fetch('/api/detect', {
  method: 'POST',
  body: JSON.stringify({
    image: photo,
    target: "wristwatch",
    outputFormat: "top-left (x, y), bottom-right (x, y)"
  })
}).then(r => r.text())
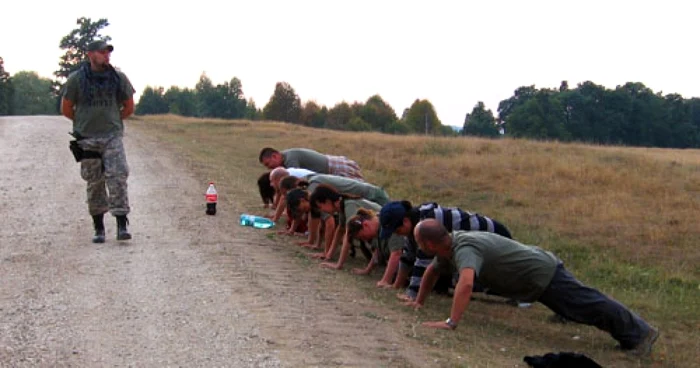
top-left (445, 318), bottom-right (457, 330)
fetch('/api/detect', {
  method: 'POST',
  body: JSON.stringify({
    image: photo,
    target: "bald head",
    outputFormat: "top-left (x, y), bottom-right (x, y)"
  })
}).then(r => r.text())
top-left (269, 167), bottom-right (290, 190)
top-left (414, 219), bottom-right (451, 254)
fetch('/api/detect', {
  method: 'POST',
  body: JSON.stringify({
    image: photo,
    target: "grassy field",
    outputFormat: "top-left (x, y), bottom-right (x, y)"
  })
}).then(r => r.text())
top-left (131, 114), bottom-right (699, 367)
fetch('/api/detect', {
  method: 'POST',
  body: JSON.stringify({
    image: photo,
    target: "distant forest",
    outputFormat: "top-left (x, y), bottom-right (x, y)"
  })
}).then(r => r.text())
top-left (2, 16), bottom-right (700, 149)
top-left (132, 77), bottom-right (700, 149)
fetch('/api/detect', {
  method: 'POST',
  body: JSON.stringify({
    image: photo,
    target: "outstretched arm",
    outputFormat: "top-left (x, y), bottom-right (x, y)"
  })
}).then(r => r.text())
top-left (375, 250), bottom-right (401, 287)
top-left (422, 268), bottom-right (475, 330)
top-left (405, 263), bottom-right (439, 308)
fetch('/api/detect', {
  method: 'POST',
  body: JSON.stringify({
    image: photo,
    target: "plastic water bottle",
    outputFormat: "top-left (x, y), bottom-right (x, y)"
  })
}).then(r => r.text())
top-left (205, 182), bottom-right (217, 215)
top-left (239, 214), bottom-right (274, 229)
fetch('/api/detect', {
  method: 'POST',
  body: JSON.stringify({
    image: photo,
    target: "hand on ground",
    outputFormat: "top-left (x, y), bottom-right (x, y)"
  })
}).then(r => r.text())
top-left (321, 262), bottom-right (342, 270)
top-left (396, 293), bottom-right (413, 302)
top-left (376, 281), bottom-right (392, 288)
top-left (309, 252), bottom-right (327, 259)
top-left (403, 300), bottom-right (423, 310)
top-left (422, 321), bottom-right (453, 330)
top-left (351, 268), bottom-right (370, 275)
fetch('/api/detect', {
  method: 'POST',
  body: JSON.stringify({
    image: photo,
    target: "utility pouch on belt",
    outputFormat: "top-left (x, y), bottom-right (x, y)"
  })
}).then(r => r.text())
top-left (69, 137), bottom-right (101, 162)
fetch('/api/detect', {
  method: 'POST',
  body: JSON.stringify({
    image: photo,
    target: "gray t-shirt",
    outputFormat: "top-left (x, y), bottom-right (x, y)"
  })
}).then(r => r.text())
top-left (433, 231), bottom-right (559, 302)
top-left (307, 174), bottom-right (389, 205)
top-left (64, 67), bottom-right (135, 138)
top-left (341, 198), bottom-right (381, 225)
top-left (283, 148), bottom-right (329, 174)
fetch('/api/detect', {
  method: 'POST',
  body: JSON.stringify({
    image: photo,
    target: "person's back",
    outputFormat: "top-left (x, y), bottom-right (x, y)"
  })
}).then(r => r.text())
top-left (445, 231), bottom-right (559, 302)
top-left (308, 174), bottom-right (389, 205)
top-left (283, 148), bottom-right (329, 174)
top-left (417, 202), bottom-right (509, 237)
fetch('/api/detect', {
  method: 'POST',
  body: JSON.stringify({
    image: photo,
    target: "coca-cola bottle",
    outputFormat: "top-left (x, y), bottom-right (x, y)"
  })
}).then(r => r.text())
top-left (205, 182), bottom-right (217, 215)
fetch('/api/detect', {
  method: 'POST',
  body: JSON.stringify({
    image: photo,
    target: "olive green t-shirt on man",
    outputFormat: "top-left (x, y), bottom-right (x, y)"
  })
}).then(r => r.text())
top-left (307, 174), bottom-right (390, 205)
top-left (283, 148), bottom-right (329, 174)
top-left (432, 231), bottom-right (559, 302)
top-left (63, 68), bottom-right (135, 138)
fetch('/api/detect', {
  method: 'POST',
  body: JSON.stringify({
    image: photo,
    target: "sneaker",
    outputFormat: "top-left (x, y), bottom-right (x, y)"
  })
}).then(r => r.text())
top-left (626, 326), bottom-right (659, 357)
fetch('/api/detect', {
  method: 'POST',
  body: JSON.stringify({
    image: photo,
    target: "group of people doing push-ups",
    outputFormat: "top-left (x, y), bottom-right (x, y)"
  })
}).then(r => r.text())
top-left (256, 147), bottom-right (659, 357)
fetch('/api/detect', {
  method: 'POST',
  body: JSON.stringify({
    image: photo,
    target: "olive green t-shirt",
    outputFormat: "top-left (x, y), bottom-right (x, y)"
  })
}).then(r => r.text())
top-left (63, 67), bottom-right (135, 138)
top-left (341, 198), bottom-right (382, 225)
top-left (307, 174), bottom-right (389, 205)
top-left (283, 148), bottom-right (329, 174)
top-left (433, 231), bottom-right (559, 302)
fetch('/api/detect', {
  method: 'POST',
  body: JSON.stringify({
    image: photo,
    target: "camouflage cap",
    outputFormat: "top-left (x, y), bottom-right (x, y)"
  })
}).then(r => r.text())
top-left (86, 40), bottom-right (114, 52)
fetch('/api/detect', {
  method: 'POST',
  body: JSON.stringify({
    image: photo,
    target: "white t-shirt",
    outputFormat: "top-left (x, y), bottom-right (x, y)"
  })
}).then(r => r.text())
top-left (287, 168), bottom-right (315, 178)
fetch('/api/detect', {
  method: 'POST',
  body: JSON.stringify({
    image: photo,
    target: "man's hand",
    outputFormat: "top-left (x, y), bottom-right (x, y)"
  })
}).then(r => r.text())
top-left (351, 268), bottom-right (370, 275)
top-left (320, 262), bottom-right (342, 270)
top-left (375, 280), bottom-right (392, 288)
top-left (396, 293), bottom-right (413, 302)
top-left (422, 321), bottom-right (454, 330)
top-left (309, 252), bottom-right (327, 259)
top-left (298, 241), bottom-right (319, 248)
top-left (403, 300), bottom-right (423, 310)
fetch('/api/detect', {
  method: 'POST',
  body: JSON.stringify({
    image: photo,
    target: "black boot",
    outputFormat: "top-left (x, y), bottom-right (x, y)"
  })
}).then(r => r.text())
top-left (92, 214), bottom-right (105, 243)
top-left (116, 215), bottom-right (132, 241)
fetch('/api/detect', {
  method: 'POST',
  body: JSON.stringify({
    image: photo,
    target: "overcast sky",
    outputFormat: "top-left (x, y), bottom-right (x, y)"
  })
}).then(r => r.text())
top-left (2, 0), bottom-right (698, 127)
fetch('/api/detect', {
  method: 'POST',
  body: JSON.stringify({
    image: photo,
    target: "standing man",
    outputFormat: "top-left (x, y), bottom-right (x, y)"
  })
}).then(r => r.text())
top-left (61, 40), bottom-right (135, 243)
top-left (259, 147), bottom-right (364, 181)
top-left (410, 219), bottom-right (659, 356)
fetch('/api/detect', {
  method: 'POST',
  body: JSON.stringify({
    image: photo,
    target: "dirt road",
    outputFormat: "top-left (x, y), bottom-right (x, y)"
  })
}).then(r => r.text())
top-left (0, 117), bottom-right (437, 367)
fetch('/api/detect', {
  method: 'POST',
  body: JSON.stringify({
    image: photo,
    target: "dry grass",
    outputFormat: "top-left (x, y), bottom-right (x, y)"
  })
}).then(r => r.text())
top-left (130, 114), bottom-right (700, 367)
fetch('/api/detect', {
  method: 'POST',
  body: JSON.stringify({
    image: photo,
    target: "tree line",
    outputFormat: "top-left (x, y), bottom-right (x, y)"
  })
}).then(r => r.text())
top-left (2, 17), bottom-right (700, 148)
top-left (136, 77), bottom-right (452, 136)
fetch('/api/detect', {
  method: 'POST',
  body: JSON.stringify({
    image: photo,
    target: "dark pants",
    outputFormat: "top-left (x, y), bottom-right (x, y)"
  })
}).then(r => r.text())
top-left (538, 264), bottom-right (650, 348)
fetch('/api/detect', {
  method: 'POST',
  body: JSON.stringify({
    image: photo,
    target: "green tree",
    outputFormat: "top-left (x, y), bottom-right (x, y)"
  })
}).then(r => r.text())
top-left (262, 82), bottom-right (301, 123)
top-left (462, 101), bottom-right (500, 137)
top-left (506, 89), bottom-right (570, 140)
top-left (0, 57), bottom-right (13, 115)
top-left (347, 116), bottom-right (371, 131)
top-left (244, 98), bottom-right (262, 120)
top-left (164, 86), bottom-right (197, 116)
top-left (135, 86), bottom-right (168, 115)
top-left (10, 71), bottom-right (56, 115)
top-left (215, 77), bottom-right (247, 119)
top-left (300, 100), bottom-right (327, 127)
top-left (403, 99), bottom-right (442, 135)
top-left (195, 72), bottom-right (218, 118)
top-left (498, 85), bottom-right (536, 126)
top-left (55, 17), bottom-right (111, 91)
top-left (326, 102), bottom-right (354, 130)
top-left (359, 94), bottom-right (397, 132)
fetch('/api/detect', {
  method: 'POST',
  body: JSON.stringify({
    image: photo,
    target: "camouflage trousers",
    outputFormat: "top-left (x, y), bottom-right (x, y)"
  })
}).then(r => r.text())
top-left (78, 135), bottom-right (130, 216)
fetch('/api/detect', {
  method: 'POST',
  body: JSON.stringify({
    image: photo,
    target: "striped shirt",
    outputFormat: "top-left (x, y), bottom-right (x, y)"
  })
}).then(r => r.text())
top-left (417, 202), bottom-right (496, 233)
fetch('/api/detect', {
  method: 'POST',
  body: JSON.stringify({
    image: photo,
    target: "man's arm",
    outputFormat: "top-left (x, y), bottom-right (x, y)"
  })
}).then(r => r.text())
top-left (271, 198), bottom-right (286, 222)
top-left (320, 224), bottom-right (346, 268)
top-left (422, 268), bottom-right (475, 330)
top-left (120, 98), bottom-right (134, 120)
top-left (408, 263), bottom-right (439, 308)
top-left (61, 98), bottom-right (75, 120)
top-left (375, 250), bottom-right (401, 287)
top-left (352, 248), bottom-right (378, 275)
top-left (299, 216), bottom-right (320, 247)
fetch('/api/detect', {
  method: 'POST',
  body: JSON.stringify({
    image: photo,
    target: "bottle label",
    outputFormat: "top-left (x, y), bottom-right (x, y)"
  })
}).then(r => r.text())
top-left (206, 194), bottom-right (218, 203)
